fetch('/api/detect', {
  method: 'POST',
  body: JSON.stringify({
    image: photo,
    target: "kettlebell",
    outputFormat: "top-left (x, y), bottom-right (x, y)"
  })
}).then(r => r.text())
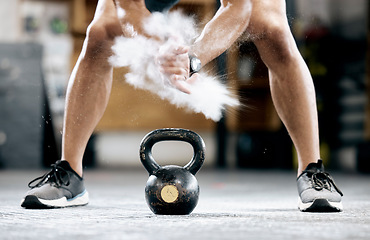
top-left (140, 128), bottom-right (205, 215)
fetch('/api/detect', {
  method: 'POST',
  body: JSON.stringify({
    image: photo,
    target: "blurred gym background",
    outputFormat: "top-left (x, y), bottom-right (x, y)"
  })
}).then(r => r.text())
top-left (0, 0), bottom-right (369, 173)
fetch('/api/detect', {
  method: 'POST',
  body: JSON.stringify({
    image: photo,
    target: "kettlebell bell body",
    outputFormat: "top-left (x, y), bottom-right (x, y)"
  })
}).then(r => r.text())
top-left (140, 128), bottom-right (205, 215)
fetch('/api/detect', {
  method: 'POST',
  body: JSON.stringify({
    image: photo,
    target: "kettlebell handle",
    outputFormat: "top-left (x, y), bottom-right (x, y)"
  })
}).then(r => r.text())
top-left (140, 128), bottom-right (205, 175)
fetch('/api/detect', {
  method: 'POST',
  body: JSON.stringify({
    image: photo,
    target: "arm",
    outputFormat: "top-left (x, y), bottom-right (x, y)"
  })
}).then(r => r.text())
top-left (159, 0), bottom-right (252, 92)
top-left (191, 0), bottom-right (252, 66)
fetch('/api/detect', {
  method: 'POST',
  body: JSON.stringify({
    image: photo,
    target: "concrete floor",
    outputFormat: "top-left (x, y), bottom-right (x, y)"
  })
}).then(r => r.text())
top-left (0, 168), bottom-right (370, 240)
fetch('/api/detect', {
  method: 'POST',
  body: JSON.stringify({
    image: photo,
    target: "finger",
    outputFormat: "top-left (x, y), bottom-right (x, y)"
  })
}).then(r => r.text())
top-left (170, 75), bottom-right (191, 94)
top-left (160, 66), bottom-right (188, 76)
top-left (158, 51), bottom-right (188, 64)
top-left (186, 73), bottom-right (200, 85)
top-left (176, 52), bottom-right (190, 63)
top-left (157, 55), bottom-right (177, 64)
top-left (173, 45), bottom-right (189, 55)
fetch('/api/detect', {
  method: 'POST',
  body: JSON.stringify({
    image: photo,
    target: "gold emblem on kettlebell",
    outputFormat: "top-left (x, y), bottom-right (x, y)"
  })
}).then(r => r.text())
top-left (161, 185), bottom-right (179, 203)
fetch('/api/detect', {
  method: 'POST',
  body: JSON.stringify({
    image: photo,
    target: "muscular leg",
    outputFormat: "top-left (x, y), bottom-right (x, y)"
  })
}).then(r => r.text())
top-left (62, 0), bottom-right (122, 176)
top-left (62, 0), bottom-right (150, 176)
top-left (21, 0), bottom-right (171, 209)
top-left (247, 0), bottom-right (320, 175)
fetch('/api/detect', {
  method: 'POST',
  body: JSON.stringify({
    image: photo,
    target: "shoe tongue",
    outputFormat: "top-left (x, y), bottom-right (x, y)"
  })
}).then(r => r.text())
top-left (56, 160), bottom-right (83, 179)
top-left (304, 159), bottom-right (325, 172)
top-left (56, 160), bottom-right (74, 172)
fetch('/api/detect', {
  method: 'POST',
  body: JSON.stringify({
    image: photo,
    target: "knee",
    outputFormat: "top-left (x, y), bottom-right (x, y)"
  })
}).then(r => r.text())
top-left (84, 19), bottom-right (122, 55)
top-left (256, 22), bottom-right (296, 64)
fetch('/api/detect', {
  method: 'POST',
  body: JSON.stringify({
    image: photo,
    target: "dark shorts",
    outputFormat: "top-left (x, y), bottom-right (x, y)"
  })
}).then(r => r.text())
top-left (145, 0), bottom-right (180, 12)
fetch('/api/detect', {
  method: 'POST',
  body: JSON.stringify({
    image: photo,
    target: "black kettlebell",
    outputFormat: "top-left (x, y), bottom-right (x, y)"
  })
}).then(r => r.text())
top-left (140, 128), bottom-right (205, 215)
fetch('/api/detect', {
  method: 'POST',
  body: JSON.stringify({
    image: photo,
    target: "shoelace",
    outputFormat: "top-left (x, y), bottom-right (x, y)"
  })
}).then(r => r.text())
top-left (28, 162), bottom-right (71, 189)
top-left (309, 171), bottom-right (343, 196)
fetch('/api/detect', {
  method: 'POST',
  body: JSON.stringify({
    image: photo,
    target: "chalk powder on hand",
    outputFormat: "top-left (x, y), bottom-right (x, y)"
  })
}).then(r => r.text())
top-left (109, 11), bottom-right (239, 122)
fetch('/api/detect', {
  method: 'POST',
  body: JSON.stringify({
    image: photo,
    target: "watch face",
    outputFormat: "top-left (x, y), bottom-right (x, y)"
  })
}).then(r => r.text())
top-left (190, 57), bottom-right (201, 72)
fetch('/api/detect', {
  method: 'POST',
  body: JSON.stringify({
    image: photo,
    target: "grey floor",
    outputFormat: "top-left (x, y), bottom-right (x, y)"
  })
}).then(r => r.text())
top-left (1, 168), bottom-right (370, 240)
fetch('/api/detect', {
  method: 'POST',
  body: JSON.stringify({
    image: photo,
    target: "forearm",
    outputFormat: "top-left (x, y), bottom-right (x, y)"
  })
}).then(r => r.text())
top-left (190, 0), bottom-right (252, 66)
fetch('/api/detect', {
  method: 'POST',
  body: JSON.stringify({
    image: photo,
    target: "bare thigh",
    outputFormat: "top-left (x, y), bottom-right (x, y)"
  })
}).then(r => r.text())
top-left (113, 0), bottom-right (151, 36)
top-left (89, 0), bottom-right (122, 38)
top-left (246, 0), bottom-right (289, 39)
top-left (244, 0), bottom-right (298, 69)
top-left (92, 0), bottom-right (120, 24)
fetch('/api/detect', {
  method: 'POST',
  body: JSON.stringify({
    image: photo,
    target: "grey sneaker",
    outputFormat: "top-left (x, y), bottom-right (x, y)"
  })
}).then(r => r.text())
top-left (21, 160), bottom-right (89, 209)
top-left (297, 160), bottom-right (343, 212)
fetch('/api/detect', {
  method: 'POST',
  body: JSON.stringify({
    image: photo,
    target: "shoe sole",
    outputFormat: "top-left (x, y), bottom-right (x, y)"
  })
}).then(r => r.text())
top-left (298, 198), bottom-right (343, 212)
top-left (21, 190), bottom-right (89, 209)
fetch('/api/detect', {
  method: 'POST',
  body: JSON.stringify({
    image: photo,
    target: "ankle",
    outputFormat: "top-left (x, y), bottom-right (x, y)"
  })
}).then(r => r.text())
top-left (297, 160), bottom-right (318, 177)
top-left (73, 165), bottom-right (83, 178)
top-left (62, 160), bottom-right (83, 177)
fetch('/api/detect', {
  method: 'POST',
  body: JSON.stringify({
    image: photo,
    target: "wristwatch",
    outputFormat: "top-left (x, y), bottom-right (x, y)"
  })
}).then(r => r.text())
top-left (189, 55), bottom-right (202, 74)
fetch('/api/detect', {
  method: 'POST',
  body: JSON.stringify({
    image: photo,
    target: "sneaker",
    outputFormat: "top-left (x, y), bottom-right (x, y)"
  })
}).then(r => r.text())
top-left (297, 159), bottom-right (343, 212)
top-left (21, 160), bottom-right (89, 209)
